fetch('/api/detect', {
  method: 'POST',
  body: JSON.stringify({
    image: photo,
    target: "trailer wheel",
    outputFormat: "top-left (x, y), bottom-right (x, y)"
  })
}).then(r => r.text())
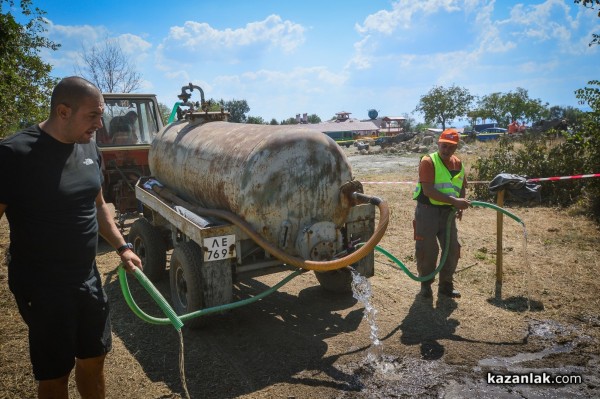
top-left (314, 257), bottom-right (371, 294)
top-left (170, 242), bottom-right (204, 328)
top-left (129, 218), bottom-right (167, 282)
top-left (169, 242), bottom-right (233, 329)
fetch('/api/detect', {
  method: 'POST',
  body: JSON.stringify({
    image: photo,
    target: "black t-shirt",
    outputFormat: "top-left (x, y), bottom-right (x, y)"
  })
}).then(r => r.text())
top-left (0, 125), bottom-right (103, 286)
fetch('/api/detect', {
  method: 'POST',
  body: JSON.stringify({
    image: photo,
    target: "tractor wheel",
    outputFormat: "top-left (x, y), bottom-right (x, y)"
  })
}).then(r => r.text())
top-left (128, 218), bottom-right (167, 282)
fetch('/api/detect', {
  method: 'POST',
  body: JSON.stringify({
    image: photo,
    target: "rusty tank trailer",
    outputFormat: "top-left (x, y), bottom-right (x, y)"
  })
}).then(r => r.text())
top-left (130, 84), bottom-right (388, 328)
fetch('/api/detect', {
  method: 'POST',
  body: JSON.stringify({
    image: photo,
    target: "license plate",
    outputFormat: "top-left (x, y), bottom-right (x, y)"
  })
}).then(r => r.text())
top-left (203, 235), bottom-right (236, 262)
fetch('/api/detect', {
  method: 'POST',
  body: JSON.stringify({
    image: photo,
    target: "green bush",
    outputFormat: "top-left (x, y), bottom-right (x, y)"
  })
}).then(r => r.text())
top-left (472, 80), bottom-right (600, 223)
top-left (470, 127), bottom-right (599, 222)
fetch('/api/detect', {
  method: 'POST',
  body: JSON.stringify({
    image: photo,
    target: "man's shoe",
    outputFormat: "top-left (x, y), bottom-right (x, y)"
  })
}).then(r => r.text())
top-left (439, 283), bottom-right (461, 298)
top-left (420, 284), bottom-right (433, 298)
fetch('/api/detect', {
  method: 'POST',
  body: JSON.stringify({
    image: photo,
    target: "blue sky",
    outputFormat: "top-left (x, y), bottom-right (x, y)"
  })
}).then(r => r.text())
top-left (14, 0), bottom-right (600, 125)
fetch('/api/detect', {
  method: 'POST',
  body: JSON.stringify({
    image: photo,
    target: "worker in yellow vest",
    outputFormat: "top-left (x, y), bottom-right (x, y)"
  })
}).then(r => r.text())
top-left (413, 128), bottom-right (471, 299)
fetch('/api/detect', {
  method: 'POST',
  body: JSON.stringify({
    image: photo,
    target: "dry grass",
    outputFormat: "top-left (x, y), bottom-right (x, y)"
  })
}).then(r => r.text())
top-left (356, 160), bottom-right (600, 320)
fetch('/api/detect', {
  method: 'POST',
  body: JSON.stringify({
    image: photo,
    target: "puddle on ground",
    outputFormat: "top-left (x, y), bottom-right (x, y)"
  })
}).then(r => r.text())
top-left (336, 355), bottom-right (454, 398)
top-left (477, 319), bottom-right (590, 368)
top-left (477, 319), bottom-right (582, 369)
top-left (477, 340), bottom-right (575, 368)
top-left (446, 319), bottom-right (595, 398)
top-left (335, 319), bottom-right (598, 398)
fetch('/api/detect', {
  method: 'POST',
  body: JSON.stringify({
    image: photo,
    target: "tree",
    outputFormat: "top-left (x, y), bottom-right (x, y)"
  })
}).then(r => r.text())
top-left (306, 114), bottom-right (321, 124)
top-left (467, 106), bottom-right (493, 127)
top-left (575, 80), bottom-right (600, 123)
top-left (269, 118), bottom-right (279, 125)
top-left (477, 88), bottom-right (547, 126)
top-left (75, 40), bottom-right (141, 93)
top-left (548, 105), bottom-right (586, 128)
top-left (414, 85), bottom-right (474, 130)
top-left (503, 88), bottom-right (547, 124)
top-left (205, 98), bottom-right (224, 112)
top-left (0, 0), bottom-right (59, 137)
top-left (223, 99), bottom-right (249, 123)
top-left (401, 113), bottom-right (417, 132)
top-left (414, 122), bottom-right (435, 132)
top-left (158, 102), bottom-right (172, 125)
top-left (475, 92), bottom-right (504, 124)
top-left (247, 116), bottom-right (266, 124)
top-left (280, 117), bottom-right (298, 125)
top-left (202, 98), bottom-right (249, 122)
top-left (574, 80), bottom-right (600, 221)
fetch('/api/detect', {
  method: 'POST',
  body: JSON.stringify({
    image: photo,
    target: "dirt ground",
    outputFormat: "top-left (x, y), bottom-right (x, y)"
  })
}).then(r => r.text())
top-left (1, 143), bottom-right (600, 398)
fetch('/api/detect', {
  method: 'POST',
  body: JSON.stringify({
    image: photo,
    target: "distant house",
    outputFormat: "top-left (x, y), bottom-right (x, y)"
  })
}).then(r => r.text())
top-left (380, 116), bottom-right (406, 135)
top-left (360, 115), bottom-right (406, 136)
top-left (307, 111), bottom-right (379, 139)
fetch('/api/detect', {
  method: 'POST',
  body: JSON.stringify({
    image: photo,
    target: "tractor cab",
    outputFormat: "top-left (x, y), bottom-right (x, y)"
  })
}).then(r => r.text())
top-left (96, 93), bottom-right (164, 226)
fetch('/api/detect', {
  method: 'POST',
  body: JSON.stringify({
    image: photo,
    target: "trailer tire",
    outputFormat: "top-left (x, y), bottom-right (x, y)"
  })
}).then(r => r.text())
top-left (129, 218), bottom-right (167, 282)
top-left (314, 256), bottom-right (373, 293)
top-left (169, 241), bottom-right (233, 329)
top-left (170, 242), bottom-right (205, 329)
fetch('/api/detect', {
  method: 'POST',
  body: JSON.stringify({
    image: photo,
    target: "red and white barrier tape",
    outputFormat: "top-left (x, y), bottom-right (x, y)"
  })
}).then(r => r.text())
top-left (361, 181), bottom-right (415, 184)
top-left (526, 173), bottom-right (600, 182)
top-left (362, 172), bottom-right (600, 185)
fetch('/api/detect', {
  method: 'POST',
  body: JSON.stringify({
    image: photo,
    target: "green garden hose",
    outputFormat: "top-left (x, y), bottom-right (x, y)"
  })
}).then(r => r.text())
top-left (118, 201), bottom-right (523, 327)
top-left (118, 265), bottom-right (184, 329)
top-left (471, 200), bottom-right (524, 225)
top-left (361, 200), bottom-right (524, 282)
top-left (118, 264), bottom-right (304, 329)
top-left (167, 101), bottom-right (183, 124)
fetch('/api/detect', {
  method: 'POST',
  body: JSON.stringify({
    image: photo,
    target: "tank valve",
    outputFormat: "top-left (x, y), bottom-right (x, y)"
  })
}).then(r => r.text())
top-left (340, 180), bottom-right (364, 207)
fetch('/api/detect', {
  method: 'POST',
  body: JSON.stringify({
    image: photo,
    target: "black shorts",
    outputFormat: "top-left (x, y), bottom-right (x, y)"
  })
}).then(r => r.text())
top-left (12, 271), bottom-right (112, 380)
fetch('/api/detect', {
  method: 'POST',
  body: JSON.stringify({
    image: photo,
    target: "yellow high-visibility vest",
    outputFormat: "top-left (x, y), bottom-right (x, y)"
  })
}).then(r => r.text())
top-left (413, 152), bottom-right (464, 205)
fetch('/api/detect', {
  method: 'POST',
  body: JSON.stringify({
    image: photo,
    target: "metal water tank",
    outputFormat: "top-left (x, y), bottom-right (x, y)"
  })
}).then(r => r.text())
top-left (149, 120), bottom-right (353, 257)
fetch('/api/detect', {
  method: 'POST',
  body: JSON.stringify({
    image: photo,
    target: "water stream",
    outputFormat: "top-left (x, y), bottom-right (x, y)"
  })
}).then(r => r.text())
top-left (350, 269), bottom-right (398, 373)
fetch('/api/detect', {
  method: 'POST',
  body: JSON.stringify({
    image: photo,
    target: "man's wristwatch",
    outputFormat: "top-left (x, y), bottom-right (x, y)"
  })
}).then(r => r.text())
top-left (117, 242), bottom-right (134, 255)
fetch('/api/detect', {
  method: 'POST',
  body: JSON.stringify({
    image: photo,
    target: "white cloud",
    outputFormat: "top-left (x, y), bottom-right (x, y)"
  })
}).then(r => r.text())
top-left (518, 59), bottom-right (560, 73)
top-left (160, 15), bottom-right (304, 61)
top-left (41, 19), bottom-right (152, 74)
top-left (216, 66), bottom-right (347, 92)
top-left (467, 1), bottom-right (517, 55)
top-left (165, 70), bottom-right (190, 82)
top-left (351, 0), bottom-right (491, 71)
top-left (355, 0), bottom-right (462, 35)
top-left (346, 36), bottom-right (374, 70)
top-left (44, 18), bottom-right (108, 45)
top-left (502, 0), bottom-right (597, 54)
top-left (117, 33), bottom-right (152, 55)
top-left (349, 0), bottom-right (597, 77)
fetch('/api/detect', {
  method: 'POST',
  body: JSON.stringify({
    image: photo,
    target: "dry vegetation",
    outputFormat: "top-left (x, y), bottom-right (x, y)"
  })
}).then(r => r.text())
top-left (1, 142), bottom-right (599, 398)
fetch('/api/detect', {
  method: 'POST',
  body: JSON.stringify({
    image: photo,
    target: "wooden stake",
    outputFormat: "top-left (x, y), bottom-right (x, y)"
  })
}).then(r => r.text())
top-left (495, 189), bottom-right (505, 299)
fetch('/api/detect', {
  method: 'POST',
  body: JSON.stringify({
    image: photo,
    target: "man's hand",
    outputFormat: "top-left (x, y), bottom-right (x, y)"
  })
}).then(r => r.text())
top-left (451, 197), bottom-right (471, 211)
top-left (120, 250), bottom-right (143, 273)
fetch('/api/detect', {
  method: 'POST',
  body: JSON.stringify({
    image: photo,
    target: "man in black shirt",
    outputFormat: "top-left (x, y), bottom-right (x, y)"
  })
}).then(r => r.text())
top-left (0, 76), bottom-right (142, 398)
